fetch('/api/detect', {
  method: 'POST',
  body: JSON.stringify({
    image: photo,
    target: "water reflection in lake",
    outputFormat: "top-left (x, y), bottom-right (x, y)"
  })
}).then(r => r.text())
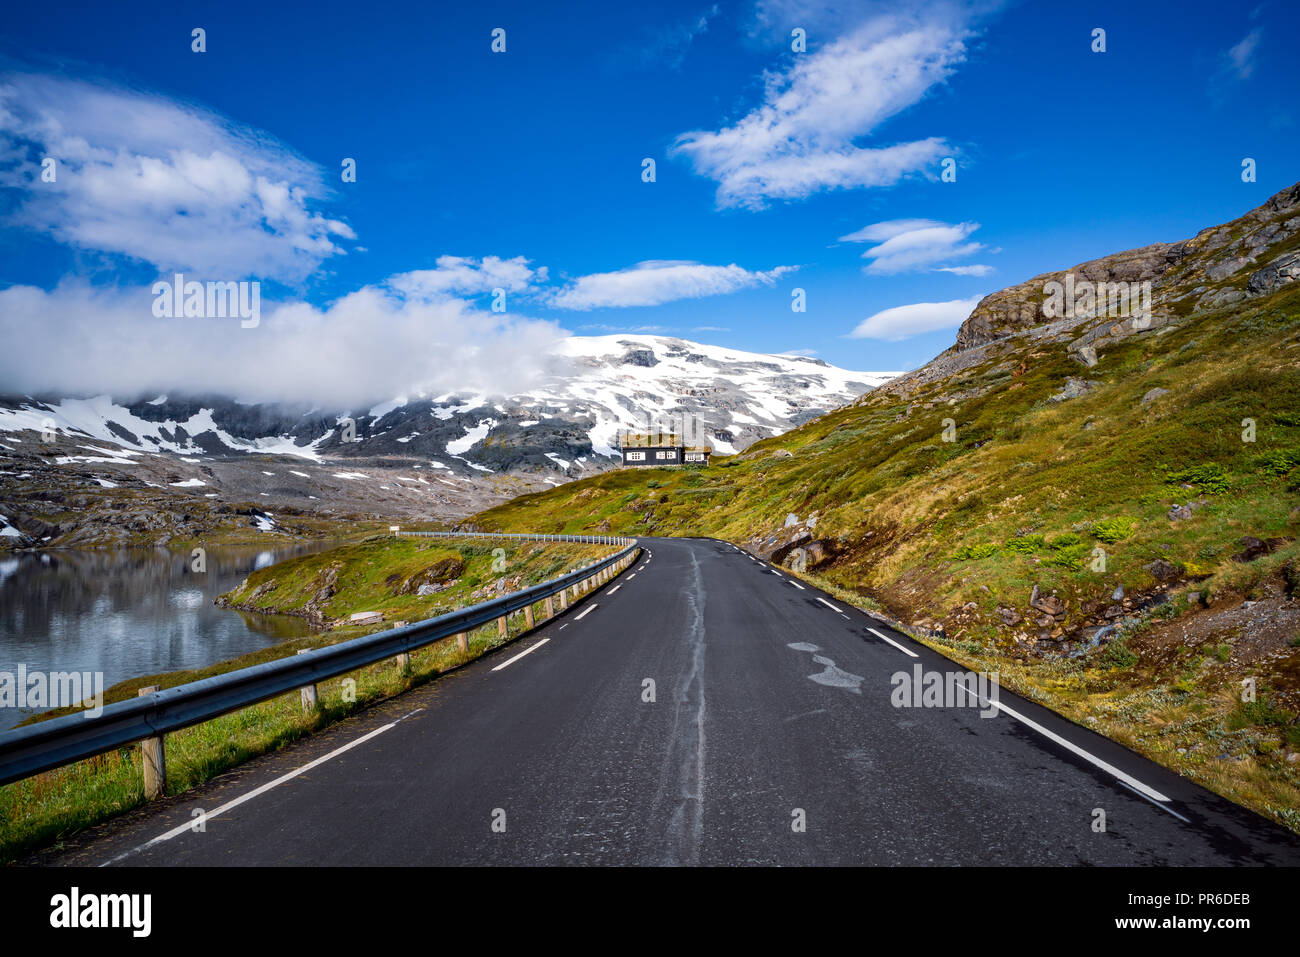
top-left (0, 544), bottom-right (333, 729)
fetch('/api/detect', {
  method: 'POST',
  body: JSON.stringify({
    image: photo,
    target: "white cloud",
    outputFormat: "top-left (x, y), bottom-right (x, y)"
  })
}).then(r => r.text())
top-left (1226, 28), bottom-right (1262, 81)
top-left (0, 279), bottom-right (565, 407)
top-left (670, 8), bottom-right (976, 208)
top-left (848, 295), bottom-right (981, 340)
top-left (0, 73), bottom-right (353, 281)
top-left (639, 5), bottom-right (721, 68)
top-left (748, 0), bottom-right (862, 41)
top-left (549, 260), bottom-right (795, 310)
top-left (386, 256), bottom-right (547, 300)
top-left (842, 218), bottom-right (988, 274)
top-left (838, 218), bottom-right (944, 244)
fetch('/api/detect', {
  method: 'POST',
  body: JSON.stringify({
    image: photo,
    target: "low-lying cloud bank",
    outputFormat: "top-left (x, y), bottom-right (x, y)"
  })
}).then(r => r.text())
top-left (0, 281), bottom-right (568, 408)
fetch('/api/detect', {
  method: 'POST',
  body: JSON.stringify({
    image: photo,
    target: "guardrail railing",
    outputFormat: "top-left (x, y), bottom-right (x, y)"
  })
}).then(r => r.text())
top-left (0, 535), bottom-right (639, 792)
top-left (397, 530), bottom-right (632, 545)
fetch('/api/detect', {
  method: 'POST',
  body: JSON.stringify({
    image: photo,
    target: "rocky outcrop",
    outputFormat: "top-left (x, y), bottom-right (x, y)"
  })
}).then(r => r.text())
top-left (745, 513), bottom-right (837, 569)
top-left (394, 557), bottom-right (466, 596)
top-left (1049, 377), bottom-right (1097, 402)
top-left (953, 242), bottom-right (1174, 351)
top-left (951, 182), bottom-right (1300, 352)
top-left (1247, 250), bottom-right (1300, 296)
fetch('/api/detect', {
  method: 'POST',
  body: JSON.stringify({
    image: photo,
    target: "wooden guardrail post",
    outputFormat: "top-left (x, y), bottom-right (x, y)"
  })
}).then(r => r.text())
top-left (396, 651), bottom-right (411, 673)
top-left (497, 615), bottom-right (508, 639)
top-left (138, 686), bottom-right (165, 800)
top-left (455, 631), bottom-right (468, 653)
top-left (544, 595), bottom-right (555, 619)
top-left (558, 589), bottom-right (568, 610)
top-left (297, 649), bottom-right (319, 713)
top-left (524, 604), bottom-right (534, 629)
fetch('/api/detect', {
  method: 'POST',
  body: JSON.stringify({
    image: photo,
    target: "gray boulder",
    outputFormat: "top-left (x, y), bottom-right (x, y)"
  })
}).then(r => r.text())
top-left (1246, 251), bottom-right (1300, 296)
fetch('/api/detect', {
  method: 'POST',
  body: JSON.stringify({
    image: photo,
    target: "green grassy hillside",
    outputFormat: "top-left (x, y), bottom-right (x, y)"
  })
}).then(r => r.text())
top-left (478, 283), bottom-right (1298, 623)
top-left (216, 535), bottom-right (609, 628)
top-left (473, 261), bottom-right (1300, 831)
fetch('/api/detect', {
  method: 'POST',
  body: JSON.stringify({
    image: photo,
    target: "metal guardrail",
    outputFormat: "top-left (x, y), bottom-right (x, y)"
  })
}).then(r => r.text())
top-left (399, 530), bottom-right (632, 545)
top-left (0, 536), bottom-right (638, 788)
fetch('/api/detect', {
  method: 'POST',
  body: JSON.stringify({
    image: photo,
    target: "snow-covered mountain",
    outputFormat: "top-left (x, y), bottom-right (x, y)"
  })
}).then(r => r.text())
top-left (0, 335), bottom-right (897, 480)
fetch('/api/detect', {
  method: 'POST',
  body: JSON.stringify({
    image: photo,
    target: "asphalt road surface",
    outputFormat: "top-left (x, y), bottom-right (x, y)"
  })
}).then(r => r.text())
top-left (43, 537), bottom-right (1300, 866)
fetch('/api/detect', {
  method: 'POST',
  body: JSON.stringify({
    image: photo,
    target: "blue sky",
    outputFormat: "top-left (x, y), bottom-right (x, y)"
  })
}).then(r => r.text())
top-left (0, 0), bottom-right (1296, 402)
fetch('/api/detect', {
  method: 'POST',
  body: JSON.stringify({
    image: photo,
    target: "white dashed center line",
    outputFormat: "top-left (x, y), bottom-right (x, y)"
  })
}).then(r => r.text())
top-left (492, 638), bottom-right (550, 671)
top-left (574, 604), bottom-right (598, 621)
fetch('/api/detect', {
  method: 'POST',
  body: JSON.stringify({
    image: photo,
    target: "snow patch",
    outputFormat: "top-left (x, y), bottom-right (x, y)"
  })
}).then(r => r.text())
top-left (446, 418), bottom-right (497, 456)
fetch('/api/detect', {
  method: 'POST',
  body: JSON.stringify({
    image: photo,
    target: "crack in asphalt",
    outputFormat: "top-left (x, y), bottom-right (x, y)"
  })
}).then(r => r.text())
top-left (661, 549), bottom-right (707, 865)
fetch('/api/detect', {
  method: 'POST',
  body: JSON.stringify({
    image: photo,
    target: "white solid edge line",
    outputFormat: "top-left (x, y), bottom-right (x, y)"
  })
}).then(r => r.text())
top-left (982, 694), bottom-right (1171, 803)
top-left (863, 617), bottom-right (1175, 803)
top-left (102, 714), bottom-right (415, 866)
top-left (861, 625), bottom-right (1173, 803)
top-left (867, 627), bottom-right (919, 659)
top-left (1119, 781), bottom-right (1190, 822)
top-left (816, 596), bottom-right (842, 613)
top-left (574, 604), bottom-right (598, 621)
top-left (492, 637), bottom-right (551, 672)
